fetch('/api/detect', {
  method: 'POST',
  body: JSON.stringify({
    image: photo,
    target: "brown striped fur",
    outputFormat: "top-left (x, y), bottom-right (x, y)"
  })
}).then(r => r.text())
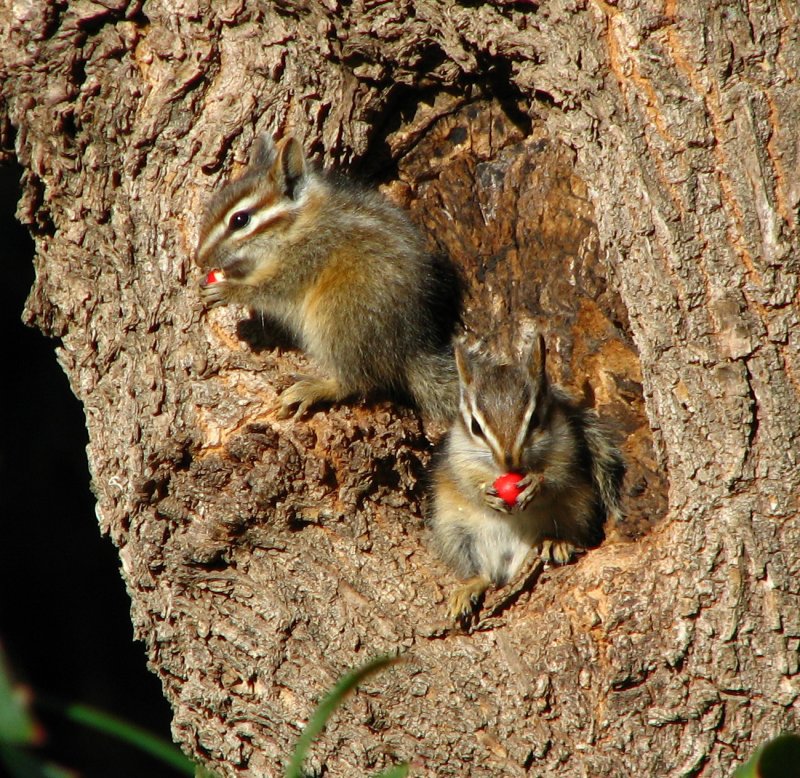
top-left (429, 334), bottom-right (625, 622)
top-left (196, 131), bottom-right (461, 419)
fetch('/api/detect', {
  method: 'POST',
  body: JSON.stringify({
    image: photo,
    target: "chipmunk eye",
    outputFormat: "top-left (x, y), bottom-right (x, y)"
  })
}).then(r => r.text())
top-left (229, 211), bottom-right (250, 230)
top-left (470, 416), bottom-right (485, 439)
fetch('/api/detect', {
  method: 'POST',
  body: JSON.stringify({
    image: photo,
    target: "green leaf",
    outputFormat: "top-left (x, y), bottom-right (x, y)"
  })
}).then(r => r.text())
top-left (734, 733), bottom-right (800, 778)
top-left (0, 646), bottom-right (36, 746)
top-left (58, 702), bottom-right (195, 776)
top-left (285, 654), bottom-right (402, 778)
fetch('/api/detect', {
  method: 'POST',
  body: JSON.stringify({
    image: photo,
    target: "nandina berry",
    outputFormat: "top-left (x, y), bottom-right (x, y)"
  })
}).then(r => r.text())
top-left (493, 472), bottom-right (525, 507)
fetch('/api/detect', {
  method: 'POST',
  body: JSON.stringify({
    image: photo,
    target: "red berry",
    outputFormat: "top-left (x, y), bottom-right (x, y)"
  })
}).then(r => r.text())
top-left (206, 269), bottom-right (225, 284)
top-left (493, 472), bottom-right (524, 507)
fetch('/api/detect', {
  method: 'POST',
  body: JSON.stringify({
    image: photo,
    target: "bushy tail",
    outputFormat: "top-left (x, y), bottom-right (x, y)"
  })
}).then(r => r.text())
top-left (406, 349), bottom-right (459, 421)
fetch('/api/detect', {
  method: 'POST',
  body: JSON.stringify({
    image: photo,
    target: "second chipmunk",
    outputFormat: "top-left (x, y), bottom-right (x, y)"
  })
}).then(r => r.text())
top-left (196, 131), bottom-right (460, 420)
top-left (430, 334), bottom-right (625, 622)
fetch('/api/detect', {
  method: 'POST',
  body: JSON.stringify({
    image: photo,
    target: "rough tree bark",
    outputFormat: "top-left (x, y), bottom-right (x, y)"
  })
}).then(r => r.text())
top-left (2, 0), bottom-right (798, 775)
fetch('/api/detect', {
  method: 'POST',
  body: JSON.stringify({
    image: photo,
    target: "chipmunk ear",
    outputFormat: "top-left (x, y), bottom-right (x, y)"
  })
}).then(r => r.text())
top-left (249, 133), bottom-right (279, 171)
top-left (454, 340), bottom-right (474, 389)
top-left (275, 136), bottom-right (307, 198)
top-left (527, 333), bottom-right (549, 397)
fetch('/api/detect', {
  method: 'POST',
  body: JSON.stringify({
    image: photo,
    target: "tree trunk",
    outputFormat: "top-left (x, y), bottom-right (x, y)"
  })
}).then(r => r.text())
top-left (2, 0), bottom-right (798, 775)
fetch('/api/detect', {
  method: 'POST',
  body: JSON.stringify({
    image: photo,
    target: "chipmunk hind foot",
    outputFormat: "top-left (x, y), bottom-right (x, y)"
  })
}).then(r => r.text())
top-left (538, 539), bottom-right (577, 565)
top-left (448, 575), bottom-right (491, 623)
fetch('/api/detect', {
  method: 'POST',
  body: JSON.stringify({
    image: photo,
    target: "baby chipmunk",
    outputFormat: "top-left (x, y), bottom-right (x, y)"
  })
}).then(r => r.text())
top-left (196, 131), bottom-right (460, 420)
top-left (430, 334), bottom-right (625, 622)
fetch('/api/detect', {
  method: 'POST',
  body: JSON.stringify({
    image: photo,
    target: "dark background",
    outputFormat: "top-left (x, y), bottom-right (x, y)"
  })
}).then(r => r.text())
top-left (0, 161), bottom-right (177, 777)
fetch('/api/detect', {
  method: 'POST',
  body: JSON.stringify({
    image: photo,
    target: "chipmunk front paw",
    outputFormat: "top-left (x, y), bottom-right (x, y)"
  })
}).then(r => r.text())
top-left (200, 278), bottom-right (233, 308)
top-left (276, 376), bottom-right (344, 419)
top-left (514, 472), bottom-right (544, 511)
top-left (482, 483), bottom-right (514, 514)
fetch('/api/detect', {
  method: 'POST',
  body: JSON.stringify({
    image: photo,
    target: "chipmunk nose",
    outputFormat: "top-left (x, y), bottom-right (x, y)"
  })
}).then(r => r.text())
top-left (502, 451), bottom-right (515, 471)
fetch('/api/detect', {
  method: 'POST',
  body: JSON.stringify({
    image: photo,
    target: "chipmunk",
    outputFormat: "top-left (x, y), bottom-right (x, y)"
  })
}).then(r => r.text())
top-left (429, 334), bottom-right (625, 622)
top-left (196, 131), bottom-right (460, 420)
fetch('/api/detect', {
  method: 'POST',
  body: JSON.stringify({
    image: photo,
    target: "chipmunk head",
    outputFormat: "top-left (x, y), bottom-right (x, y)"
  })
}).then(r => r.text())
top-left (455, 334), bottom-right (553, 472)
top-left (195, 132), bottom-right (311, 275)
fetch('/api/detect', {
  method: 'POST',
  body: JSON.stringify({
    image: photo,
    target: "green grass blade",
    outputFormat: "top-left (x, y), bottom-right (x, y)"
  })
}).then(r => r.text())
top-left (285, 654), bottom-right (401, 778)
top-left (0, 743), bottom-right (74, 778)
top-left (59, 703), bottom-right (195, 775)
top-left (0, 647), bottom-right (36, 746)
